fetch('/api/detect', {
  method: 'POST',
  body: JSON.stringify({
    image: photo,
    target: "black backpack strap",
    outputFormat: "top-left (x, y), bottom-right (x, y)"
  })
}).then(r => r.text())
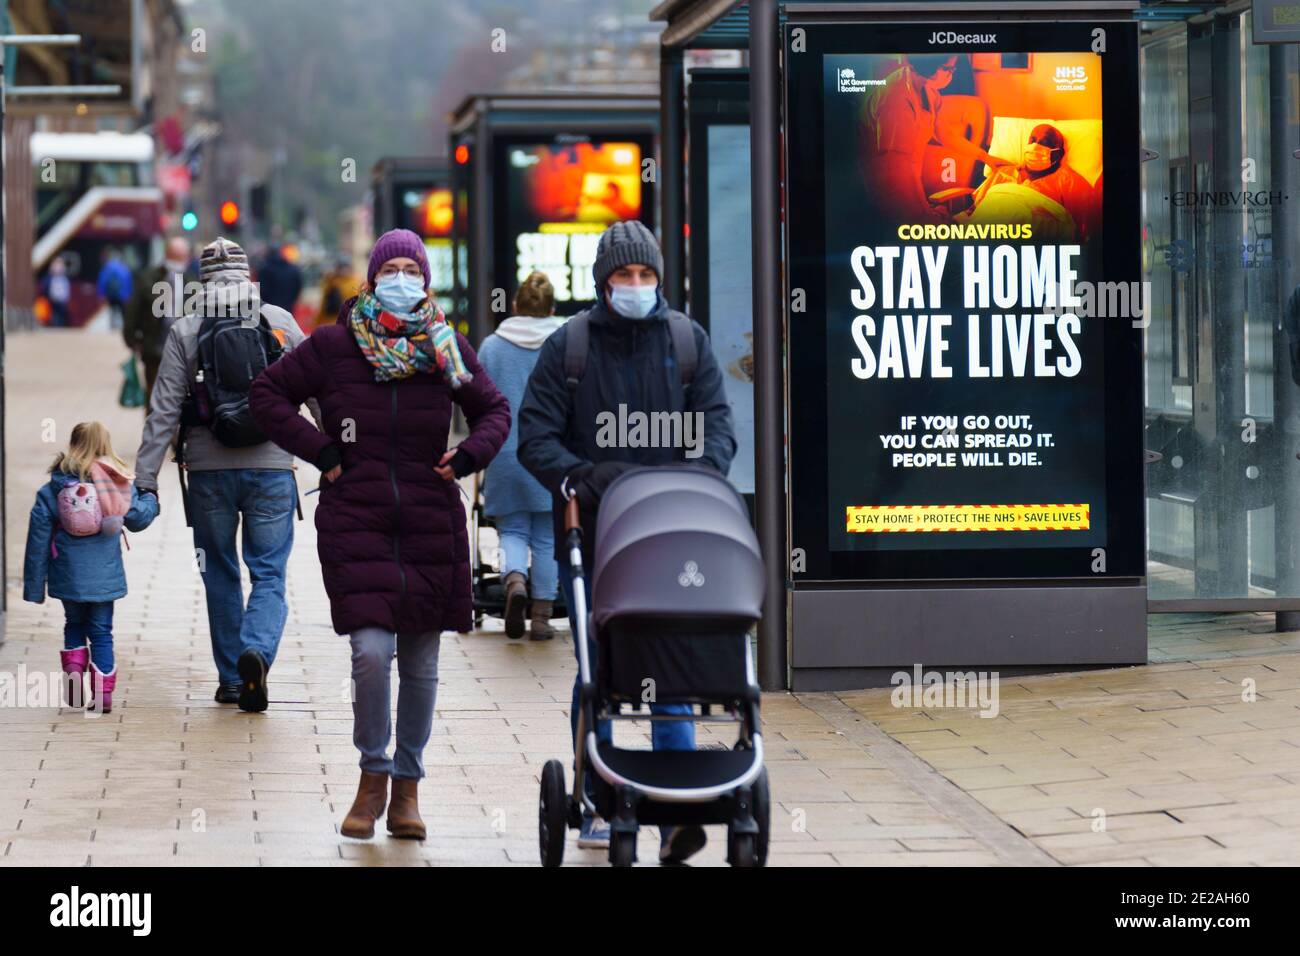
top-left (666, 313), bottom-right (697, 390)
top-left (563, 311), bottom-right (590, 392)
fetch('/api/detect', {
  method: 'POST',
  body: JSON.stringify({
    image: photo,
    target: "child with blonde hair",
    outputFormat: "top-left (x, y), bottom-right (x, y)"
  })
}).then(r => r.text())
top-left (23, 422), bottom-right (158, 713)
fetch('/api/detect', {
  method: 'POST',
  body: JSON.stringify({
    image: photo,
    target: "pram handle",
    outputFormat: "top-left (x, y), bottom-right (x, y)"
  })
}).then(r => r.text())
top-left (565, 495), bottom-right (581, 533)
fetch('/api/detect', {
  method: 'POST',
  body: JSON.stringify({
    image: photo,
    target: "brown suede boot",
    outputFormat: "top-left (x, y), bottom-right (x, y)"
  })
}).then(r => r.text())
top-left (340, 770), bottom-right (389, 839)
top-left (387, 778), bottom-right (426, 839)
top-left (529, 600), bottom-right (555, 641)
top-left (503, 571), bottom-right (528, 639)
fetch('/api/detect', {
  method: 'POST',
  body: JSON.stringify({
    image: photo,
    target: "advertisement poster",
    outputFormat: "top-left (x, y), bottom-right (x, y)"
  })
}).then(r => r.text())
top-left (495, 137), bottom-right (651, 316)
top-left (785, 21), bottom-right (1142, 581)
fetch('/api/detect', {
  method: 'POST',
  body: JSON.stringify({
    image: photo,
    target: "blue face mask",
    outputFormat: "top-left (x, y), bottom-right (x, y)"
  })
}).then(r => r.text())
top-left (608, 282), bottom-right (659, 319)
top-left (374, 272), bottom-right (427, 313)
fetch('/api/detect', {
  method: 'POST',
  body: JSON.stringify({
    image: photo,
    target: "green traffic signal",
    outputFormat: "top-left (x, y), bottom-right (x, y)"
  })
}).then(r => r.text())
top-left (181, 211), bottom-right (199, 231)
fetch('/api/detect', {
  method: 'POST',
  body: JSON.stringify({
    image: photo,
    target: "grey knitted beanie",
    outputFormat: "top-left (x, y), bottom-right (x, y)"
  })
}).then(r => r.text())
top-left (592, 220), bottom-right (663, 292)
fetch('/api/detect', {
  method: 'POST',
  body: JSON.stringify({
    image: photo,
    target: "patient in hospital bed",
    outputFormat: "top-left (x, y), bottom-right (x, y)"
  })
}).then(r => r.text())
top-left (947, 122), bottom-right (1100, 244)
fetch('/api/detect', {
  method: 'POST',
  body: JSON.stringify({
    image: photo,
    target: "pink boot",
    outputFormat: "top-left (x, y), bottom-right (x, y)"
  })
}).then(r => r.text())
top-left (59, 647), bottom-right (89, 708)
top-left (88, 663), bottom-right (117, 714)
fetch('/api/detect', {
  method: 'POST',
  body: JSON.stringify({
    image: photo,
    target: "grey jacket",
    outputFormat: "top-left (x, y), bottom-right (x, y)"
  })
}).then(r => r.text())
top-left (135, 300), bottom-right (320, 492)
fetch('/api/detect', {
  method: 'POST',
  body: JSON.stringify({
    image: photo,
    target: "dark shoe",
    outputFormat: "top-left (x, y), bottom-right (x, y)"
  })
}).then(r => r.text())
top-left (214, 682), bottom-right (241, 704)
top-left (659, 825), bottom-right (707, 865)
top-left (236, 649), bottom-right (269, 713)
top-left (503, 571), bottom-right (528, 639)
top-left (529, 599), bottom-right (555, 641)
top-left (340, 770), bottom-right (389, 839)
top-left (387, 778), bottom-right (426, 839)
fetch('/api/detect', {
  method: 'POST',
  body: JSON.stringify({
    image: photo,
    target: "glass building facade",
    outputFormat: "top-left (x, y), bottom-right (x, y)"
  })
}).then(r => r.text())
top-left (1141, 7), bottom-right (1300, 610)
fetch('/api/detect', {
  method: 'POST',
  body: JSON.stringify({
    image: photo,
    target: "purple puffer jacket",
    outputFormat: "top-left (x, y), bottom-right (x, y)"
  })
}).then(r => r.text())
top-left (248, 302), bottom-right (510, 636)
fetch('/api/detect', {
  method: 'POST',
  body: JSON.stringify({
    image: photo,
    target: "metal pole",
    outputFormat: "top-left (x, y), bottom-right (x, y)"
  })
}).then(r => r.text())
top-left (1271, 42), bottom-right (1300, 631)
top-left (471, 109), bottom-right (491, 346)
top-left (750, 0), bottom-right (787, 689)
top-left (1, 37), bottom-right (7, 621)
top-left (659, 45), bottom-right (686, 308)
top-left (0, 34), bottom-right (81, 45)
top-left (5, 85), bottom-right (121, 97)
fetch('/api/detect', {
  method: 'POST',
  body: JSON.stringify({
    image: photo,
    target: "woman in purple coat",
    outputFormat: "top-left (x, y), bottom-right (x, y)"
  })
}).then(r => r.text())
top-left (249, 229), bottom-right (510, 841)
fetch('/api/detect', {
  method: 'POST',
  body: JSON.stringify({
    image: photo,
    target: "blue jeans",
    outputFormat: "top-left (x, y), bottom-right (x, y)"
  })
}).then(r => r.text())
top-left (561, 562), bottom-right (694, 825)
top-left (349, 628), bottom-right (441, 780)
top-left (63, 600), bottom-right (114, 673)
top-left (188, 469), bottom-right (296, 685)
top-left (495, 510), bottom-right (557, 600)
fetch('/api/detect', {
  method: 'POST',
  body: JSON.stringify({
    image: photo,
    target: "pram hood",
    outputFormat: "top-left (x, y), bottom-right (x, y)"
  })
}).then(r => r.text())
top-left (591, 466), bottom-right (764, 628)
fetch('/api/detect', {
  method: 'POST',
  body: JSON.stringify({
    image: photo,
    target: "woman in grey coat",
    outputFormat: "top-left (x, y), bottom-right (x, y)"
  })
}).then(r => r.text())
top-left (476, 271), bottom-right (565, 639)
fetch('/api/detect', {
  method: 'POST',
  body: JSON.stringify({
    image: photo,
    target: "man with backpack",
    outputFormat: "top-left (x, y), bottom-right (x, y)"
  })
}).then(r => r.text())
top-left (134, 237), bottom-right (320, 712)
top-left (517, 219), bottom-right (737, 863)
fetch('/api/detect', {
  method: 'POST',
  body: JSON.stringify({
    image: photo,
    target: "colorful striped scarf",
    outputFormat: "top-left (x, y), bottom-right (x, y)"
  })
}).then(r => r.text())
top-left (349, 289), bottom-right (472, 387)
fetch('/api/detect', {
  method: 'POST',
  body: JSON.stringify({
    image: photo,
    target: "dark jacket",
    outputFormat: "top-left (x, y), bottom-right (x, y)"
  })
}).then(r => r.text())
top-left (516, 295), bottom-right (736, 566)
top-left (123, 262), bottom-right (198, 364)
top-left (248, 298), bottom-right (511, 635)
top-left (24, 473), bottom-right (158, 604)
top-left (256, 252), bottom-right (303, 312)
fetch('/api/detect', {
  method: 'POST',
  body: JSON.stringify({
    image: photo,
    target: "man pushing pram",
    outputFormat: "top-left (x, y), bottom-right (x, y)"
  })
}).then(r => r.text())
top-left (517, 220), bottom-right (738, 864)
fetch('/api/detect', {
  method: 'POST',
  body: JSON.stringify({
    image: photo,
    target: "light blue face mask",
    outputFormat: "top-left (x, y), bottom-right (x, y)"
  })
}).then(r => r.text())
top-left (608, 282), bottom-right (659, 319)
top-left (374, 272), bottom-right (427, 313)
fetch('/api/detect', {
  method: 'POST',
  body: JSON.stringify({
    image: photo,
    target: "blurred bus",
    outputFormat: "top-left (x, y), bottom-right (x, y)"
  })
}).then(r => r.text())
top-left (32, 131), bottom-right (163, 327)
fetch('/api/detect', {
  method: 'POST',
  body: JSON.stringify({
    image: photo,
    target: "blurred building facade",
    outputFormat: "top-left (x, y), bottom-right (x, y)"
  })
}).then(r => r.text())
top-left (4, 0), bottom-right (215, 329)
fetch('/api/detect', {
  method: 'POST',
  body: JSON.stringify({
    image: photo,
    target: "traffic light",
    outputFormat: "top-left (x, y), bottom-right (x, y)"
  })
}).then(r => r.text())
top-left (181, 210), bottom-right (199, 231)
top-left (220, 201), bottom-right (241, 228)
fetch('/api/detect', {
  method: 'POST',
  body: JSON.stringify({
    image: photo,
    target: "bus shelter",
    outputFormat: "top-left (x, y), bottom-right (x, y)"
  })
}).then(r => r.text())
top-left (655, 0), bottom-right (1150, 690)
top-left (447, 94), bottom-right (660, 347)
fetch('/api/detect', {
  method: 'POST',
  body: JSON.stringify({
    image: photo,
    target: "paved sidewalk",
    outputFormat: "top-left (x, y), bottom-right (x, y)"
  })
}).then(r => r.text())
top-left (2, 329), bottom-right (1299, 866)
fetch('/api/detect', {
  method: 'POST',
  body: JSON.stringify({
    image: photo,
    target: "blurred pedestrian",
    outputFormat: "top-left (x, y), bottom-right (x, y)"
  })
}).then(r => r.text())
top-left (23, 422), bottom-right (159, 714)
top-left (134, 236), bottom-right (320, 711)
top-left (313, 252), bottom-right (359, 330)
top-left (42, 257), bottom-right (72, 328)
top-left (96, 248), bottom-right (133, 331)
top-left (517, 220), bottom-right (736, 862)
top-left (256, 242), bottom-right (303, 313)
top-left (249, 228), bottom-right (511, 841)
top-left (477, 271), bottom-right (564, 640)
top-left (124, 236), bottom-right (197, 408)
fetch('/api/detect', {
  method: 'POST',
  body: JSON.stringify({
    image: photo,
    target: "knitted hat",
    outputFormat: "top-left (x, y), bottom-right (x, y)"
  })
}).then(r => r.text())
top-left (200, 236), bottom-right (250, 284)
top-left (592, 220), bottom-right (663, 293)
top-left (368, 228), bottom-right (430, 288)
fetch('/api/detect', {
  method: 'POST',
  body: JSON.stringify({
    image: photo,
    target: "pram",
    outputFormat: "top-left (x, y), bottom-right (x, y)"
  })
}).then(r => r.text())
top-left (538, 466), bottom-right (769, 867)
top-left (466, 473), bottom-right (566, 632)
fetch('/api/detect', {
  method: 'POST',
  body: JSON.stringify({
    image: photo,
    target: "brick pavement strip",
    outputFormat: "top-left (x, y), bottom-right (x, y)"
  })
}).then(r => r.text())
top-left (3, 330), bottom-right (1300, 867)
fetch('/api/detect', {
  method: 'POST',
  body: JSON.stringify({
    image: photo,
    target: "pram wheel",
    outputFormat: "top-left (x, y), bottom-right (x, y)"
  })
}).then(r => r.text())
top-left (727, 830), bottom-right (758, 867)
top-left (539, 759), bottom-right (567, 868)
top-left (753, 767), bottom-right (771, 866)
top-left (609, 829), bottom-right (636, 867)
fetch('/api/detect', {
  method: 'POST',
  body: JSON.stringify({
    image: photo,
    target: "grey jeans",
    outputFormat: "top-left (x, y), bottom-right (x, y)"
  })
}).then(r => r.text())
top-left (349, 628), bottom-right (441, 780)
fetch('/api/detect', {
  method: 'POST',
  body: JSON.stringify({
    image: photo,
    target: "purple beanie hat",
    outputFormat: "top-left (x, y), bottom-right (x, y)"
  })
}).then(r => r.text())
top-left (368, 229), bottom-right (430, 288)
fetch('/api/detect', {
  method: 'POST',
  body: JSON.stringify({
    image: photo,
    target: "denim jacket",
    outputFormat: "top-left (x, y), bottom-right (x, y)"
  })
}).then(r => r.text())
top-left (23, 472), bottom-right (159, 604)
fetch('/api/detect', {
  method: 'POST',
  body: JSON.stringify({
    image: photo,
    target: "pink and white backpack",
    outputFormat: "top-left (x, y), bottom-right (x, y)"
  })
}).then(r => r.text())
top-left (56, 480), bottom-right (104, 537)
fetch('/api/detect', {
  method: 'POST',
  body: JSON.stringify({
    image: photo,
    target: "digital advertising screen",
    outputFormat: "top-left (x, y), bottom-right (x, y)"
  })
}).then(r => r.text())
top-left (493, 135), bottom-right (654, 316)
top-left (784, 20), bottom-right (1143, 582)
top-left (397, 184), bottom-right (454, 310)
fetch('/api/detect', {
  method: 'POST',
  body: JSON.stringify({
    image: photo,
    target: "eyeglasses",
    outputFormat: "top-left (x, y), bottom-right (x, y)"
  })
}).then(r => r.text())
top-left (377, 264), bottom-right (424, 279)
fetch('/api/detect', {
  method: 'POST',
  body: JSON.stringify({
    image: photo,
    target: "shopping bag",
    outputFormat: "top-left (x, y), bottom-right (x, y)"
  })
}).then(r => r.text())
top-left (119, 356), bottom-right (145, 408)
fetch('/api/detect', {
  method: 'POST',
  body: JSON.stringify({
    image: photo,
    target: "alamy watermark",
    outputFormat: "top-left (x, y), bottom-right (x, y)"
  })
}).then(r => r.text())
top-left (890, 665), bottom-right (1000, 718)
top-left (595, 404), bottom-right (704, 459)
